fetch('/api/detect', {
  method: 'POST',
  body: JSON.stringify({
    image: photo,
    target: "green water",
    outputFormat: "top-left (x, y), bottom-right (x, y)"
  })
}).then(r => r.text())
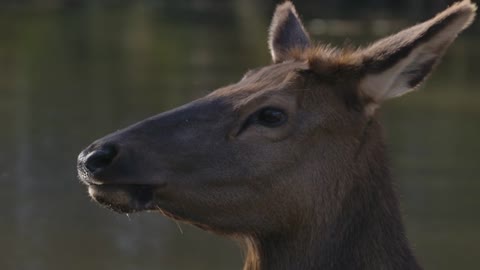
top-left (0, 2), bottom-right (479, 270)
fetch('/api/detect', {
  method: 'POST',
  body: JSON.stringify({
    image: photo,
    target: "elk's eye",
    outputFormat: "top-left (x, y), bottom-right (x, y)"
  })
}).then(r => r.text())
top-left (256, 107), bottom-right (287, 127)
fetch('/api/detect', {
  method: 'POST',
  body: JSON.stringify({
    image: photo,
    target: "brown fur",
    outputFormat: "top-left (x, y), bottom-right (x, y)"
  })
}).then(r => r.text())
top-left (77, 1), bottom-right (476, 269)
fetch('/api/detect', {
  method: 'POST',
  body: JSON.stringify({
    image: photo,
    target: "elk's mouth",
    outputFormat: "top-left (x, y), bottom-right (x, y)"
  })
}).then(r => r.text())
top-left (86, 183), bottom-right (158, 213)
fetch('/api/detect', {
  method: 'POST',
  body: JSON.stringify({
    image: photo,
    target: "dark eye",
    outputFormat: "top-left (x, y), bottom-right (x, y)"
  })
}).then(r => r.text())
top-left (255, 107), bottom-right (287, 127)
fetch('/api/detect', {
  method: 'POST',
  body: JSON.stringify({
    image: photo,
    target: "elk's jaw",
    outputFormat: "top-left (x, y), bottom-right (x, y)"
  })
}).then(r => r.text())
top-left (86, 183), bottom-right (159, 214)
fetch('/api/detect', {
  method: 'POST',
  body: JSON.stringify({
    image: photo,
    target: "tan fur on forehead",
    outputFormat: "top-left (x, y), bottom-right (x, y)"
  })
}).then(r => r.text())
top-left (287, 45), bottom-right (363, 77)
top-left (209, 61), bottom-right (306, 99)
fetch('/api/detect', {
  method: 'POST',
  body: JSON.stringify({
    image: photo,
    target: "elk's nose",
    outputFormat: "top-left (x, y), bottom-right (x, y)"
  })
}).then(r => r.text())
top-left (85, 144), bottom-right (118, 174)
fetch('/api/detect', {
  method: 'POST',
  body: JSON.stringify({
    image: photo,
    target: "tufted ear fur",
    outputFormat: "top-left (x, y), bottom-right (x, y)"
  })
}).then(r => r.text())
top-left (359, 0), bottom-right (476, 114)
top-left (268, 1), bottom-right (311, 63)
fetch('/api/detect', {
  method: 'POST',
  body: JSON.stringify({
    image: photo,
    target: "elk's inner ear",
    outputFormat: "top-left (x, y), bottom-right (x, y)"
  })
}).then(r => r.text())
top-left (269, 1), bottom-right (311, 63)
top-left (358, 0), bottom-right (476, 115)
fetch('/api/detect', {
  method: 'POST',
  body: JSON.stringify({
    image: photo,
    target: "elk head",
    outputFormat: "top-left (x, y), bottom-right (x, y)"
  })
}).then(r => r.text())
top-left (77, 1), bottom-right (476, 239)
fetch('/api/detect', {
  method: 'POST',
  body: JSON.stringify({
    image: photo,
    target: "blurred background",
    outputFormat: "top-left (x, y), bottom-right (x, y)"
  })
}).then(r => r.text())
top-left (0, 0), bottom-right (479, 269)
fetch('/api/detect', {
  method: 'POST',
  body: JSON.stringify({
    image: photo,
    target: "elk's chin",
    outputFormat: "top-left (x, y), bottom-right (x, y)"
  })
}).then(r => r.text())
top-left (87, 184), bottom-right (156, 214)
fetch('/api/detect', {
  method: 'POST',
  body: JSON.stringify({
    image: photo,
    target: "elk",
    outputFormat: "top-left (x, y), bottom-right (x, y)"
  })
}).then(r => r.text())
top-left (77, 1), bottom-right (476, 269)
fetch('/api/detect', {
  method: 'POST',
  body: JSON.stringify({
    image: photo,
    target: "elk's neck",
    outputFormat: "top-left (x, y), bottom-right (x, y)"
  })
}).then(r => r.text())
top-left (242, 190), bottom-right (421, 270)
top-left (243, 123), bottom-right (422, 270)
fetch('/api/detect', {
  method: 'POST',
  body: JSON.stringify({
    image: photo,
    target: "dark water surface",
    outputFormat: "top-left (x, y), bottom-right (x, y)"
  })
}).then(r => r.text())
top-left (1, 2), bottom-right (479, 270)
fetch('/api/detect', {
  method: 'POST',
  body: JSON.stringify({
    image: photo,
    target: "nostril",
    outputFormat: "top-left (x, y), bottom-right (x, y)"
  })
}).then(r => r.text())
top-left (85, 144), bottom-right (118, 174)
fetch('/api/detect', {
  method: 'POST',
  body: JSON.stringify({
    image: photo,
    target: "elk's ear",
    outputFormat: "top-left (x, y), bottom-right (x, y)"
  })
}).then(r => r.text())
top-left (269, 1), bottom-right (311, 63)
top-left (359, 0), bottom-right (476, 113)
